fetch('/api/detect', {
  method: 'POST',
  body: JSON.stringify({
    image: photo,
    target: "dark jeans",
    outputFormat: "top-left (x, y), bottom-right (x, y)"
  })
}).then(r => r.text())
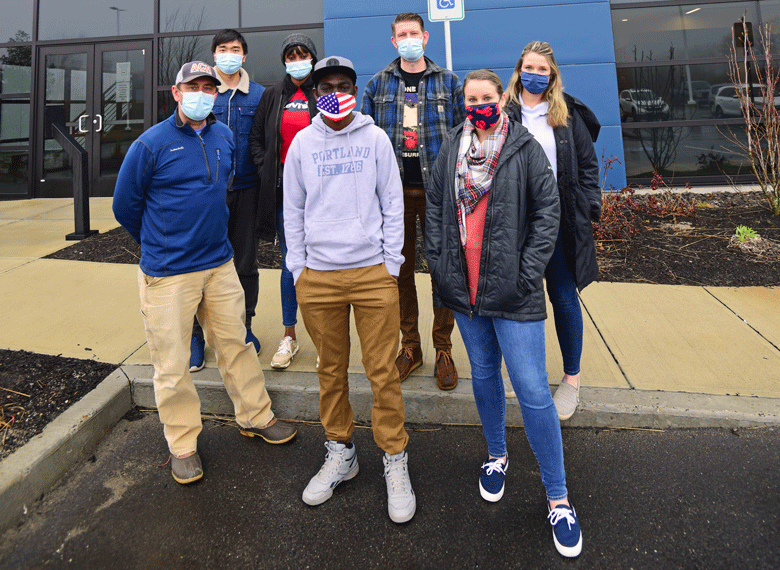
top-left (398, 187), bottom-right (454, 351)
top-left (544, 229), bottom-right (583, 376)
top-left (194, 185), bottom-right (259, 338)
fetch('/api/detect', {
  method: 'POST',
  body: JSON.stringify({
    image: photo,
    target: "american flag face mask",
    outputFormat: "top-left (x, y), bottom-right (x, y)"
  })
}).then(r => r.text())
top-left (316, 92), bottom-right (357, 121)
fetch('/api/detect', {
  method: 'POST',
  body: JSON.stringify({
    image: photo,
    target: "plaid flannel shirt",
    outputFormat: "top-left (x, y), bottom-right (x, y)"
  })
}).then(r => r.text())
top-left (361, 57), bottom-right (465, 191)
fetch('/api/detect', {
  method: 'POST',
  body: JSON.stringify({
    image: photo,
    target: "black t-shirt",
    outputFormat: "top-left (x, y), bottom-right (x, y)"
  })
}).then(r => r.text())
top-left (398, 68), bottom-right (425, 187)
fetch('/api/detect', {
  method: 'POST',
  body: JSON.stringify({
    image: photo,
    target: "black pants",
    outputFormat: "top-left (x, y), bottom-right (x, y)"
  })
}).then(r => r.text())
top-left (193, 185), bottom-right (259, 338)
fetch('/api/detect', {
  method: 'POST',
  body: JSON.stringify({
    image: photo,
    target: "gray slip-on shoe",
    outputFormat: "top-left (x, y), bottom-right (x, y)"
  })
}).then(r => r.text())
top-left (553, 381), bottom-right (580, 421)
top-left (240, 418), bottom-right (297, 444)
top-left (171, 452), bottom-right (203, 484)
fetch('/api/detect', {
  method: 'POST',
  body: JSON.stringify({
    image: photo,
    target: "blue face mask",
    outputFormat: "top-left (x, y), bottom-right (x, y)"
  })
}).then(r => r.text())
top-left (180, 91), bottom-right (215, 122)
top-left (521, 71), bottom-right (550, 95)
top-left (215, 53), bottom-right (243, 75)
top-left (396, 38), bottom-right (424, 62)
top-left (286, 59), bottom-right (313, 80)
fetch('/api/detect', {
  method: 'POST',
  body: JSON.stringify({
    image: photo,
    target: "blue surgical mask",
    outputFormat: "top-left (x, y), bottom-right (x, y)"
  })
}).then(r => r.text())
top-left (397, 38), bottom-right (424, 62)
top-left (521, 71), bottom-right (550, 95)
top-left (286, 59), bottom-right (313, 80)
top-left (180, 91), bottom-right (215, 122)
top-left (215, 53), bottom-right (242, 75)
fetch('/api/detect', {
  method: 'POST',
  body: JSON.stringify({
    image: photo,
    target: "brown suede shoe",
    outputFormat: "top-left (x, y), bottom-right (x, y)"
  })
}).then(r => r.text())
top-left (240, 418), bottom-right (297, 444)
top-left (396, 346), bottom-right (423, 382)
top-left (435, 349), bottom-right (458, 391)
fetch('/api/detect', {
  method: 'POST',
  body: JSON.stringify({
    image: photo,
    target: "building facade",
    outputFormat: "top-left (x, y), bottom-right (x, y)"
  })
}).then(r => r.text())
top-left (1, 0), bottom-right (778, 199)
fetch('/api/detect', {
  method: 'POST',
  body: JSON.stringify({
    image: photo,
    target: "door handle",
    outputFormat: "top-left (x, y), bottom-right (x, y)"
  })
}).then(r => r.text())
top-left (94, 114), bottom-right (103, 132)
top-left (78, 115), bottom-right (89, 133)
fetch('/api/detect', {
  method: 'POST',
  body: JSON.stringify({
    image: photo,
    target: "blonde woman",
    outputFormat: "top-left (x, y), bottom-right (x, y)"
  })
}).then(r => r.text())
top-left (505, 41), bottom-right (602, 421)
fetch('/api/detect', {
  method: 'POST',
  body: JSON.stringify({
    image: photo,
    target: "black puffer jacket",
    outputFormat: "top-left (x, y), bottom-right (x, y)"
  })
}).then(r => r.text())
top-left (425, 119), bottom-right (560, 321)
top-left (505, 94), bottom-right (601, 290)
top-left (248, 74), bottom-right (317, 242)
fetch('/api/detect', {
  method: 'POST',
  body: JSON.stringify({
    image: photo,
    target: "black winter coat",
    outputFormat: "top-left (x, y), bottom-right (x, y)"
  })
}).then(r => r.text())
top-left (425, 119), bottom-right (560, 321)
top-left (248, 74), bottom-right (317, 242)
top-left (505, 94), bottom-right (601, 290)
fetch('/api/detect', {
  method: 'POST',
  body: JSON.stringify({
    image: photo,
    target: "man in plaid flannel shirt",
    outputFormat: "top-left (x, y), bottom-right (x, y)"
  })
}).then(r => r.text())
top-left (361, 12), bottom-right (466, 391)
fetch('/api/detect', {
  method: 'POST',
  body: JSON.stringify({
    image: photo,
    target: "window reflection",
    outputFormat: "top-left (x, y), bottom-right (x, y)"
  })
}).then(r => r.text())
top-left (1, 46), bottom-right (32, 95)
top-left (160, 1), bottom-right (238, 33)
top-left (622, 125), bottom-right (753, 179)
top-left (38, 1), bottom-right (153, 40)
top-left (0, 3), bottom-right (32, 42)
top-left (613, 3), bottom-right (761, 63)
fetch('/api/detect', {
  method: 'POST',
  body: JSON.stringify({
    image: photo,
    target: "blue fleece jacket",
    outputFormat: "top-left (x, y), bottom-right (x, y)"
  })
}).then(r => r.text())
top-left (113, 111), bottom-right (236, 277)
top-left (283, 112), bottom-right (404, 283)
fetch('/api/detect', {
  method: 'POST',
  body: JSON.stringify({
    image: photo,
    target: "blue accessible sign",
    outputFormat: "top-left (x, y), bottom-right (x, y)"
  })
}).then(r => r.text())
top-left (428, 0), bottom-right (465, 22)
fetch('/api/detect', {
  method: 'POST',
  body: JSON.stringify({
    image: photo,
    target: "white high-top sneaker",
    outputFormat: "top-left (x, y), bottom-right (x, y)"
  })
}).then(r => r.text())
top-left (383, 450), bottom-right (416, 523)
top-left (302, 441), bottom-right (359, 506)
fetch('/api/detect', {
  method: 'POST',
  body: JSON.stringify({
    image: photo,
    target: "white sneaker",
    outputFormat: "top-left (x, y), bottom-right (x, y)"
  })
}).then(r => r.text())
top-left (302, 441), bottom-right (359, 506)
top-left (271, 336), bottom-right (299, 369)
top-left (383, 450), bottom-right (416, 523)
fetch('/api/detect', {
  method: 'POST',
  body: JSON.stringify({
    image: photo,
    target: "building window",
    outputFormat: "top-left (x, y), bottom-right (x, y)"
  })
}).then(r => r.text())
top-left (611, 0), bottom-right (780, 183)
top-left (38, 0), bottom-right (154, 41)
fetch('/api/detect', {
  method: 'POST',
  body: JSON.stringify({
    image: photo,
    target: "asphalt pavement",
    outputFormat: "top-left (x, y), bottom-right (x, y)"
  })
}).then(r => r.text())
top-left (1, 414), bottom-right (778, 569)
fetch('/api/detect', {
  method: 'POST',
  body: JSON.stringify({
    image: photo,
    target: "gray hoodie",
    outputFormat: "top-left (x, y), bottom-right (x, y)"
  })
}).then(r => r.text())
top-left (283, 112), bottom-right (404, 283)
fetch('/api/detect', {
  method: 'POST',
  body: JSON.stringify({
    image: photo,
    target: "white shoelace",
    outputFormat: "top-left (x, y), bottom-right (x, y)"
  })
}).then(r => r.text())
top-left (317, 443), bottom-right (346, 480)
top-left (276, 337), bottom-right (293, 356)
top-left (384, 455), bottom-right (411, 495)
top-left (548, 506), bottom-right (576, 529)
top-left (482, 458), bottom-right (507, 476)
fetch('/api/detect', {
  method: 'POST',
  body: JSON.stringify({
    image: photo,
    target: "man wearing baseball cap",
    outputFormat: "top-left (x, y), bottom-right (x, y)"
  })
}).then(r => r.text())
top-left (113, 61), bottom-right (297, 486)
top-left (283, 56), bottom-right (416, 523)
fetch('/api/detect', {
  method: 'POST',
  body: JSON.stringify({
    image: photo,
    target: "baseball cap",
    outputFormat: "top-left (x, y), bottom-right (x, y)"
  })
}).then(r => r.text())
top-left (175, 61), bottom-right (222, 87)
top-left (312, 56), bottom-right (357, 86)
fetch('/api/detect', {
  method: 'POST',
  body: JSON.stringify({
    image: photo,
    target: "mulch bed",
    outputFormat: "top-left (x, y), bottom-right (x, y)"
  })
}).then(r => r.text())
top-left (3, 189), bottom-right (777, 460)
top-left (0, 351), bottom-right (117, 460)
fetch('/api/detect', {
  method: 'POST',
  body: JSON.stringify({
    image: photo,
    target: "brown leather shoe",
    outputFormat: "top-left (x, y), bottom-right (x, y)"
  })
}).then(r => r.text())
top-left (240, 418), bottom-right (297, 444)
top-left (395, 346), bottom-right (423, 382)
top-left (435, 349), bottom-right (458, 391)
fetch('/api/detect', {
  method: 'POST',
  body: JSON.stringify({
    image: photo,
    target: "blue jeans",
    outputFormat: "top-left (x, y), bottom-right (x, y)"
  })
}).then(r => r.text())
top-left (545, 230), bottom-right (583, 376)
top-left (454, 312), bottom-right (568, 501)
top-left (277, 205), bottom-right (298, 327)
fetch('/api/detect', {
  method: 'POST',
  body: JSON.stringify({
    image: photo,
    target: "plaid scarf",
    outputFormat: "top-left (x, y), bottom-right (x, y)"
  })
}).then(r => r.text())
top-left (455, 112), bottom-right (509, 245)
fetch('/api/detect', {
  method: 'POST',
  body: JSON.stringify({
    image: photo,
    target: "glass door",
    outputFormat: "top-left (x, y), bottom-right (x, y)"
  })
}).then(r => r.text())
top-left (92, 43), bottom-right (152, 195)
top-left (35, 41), bottom-right (152, 197)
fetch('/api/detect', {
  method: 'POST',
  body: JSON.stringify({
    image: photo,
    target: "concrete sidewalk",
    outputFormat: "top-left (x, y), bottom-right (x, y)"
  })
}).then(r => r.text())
top-left (2, 198), bottom-right (779, 426)
top-left (1, 197), bottom-right (779, 534)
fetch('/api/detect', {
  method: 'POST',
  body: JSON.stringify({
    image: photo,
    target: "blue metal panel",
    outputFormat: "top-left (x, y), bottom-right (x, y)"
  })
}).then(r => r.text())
top-left (325, 0), bottom-right (607, 20)
top-left (558, 63), bottom-right (621, 126)
top-left (447, 4), bottom-right (615, 69)
top-left (324, 16), bottom-right (448, 75)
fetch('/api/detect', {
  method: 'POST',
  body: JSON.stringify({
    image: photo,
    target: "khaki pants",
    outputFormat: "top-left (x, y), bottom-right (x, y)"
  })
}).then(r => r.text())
top-left (399, 187), bottom-right (455, 350)
top-left (138, 260), bottom-right (274, 456)
top-left (296, 264), bottom-right (408, 455)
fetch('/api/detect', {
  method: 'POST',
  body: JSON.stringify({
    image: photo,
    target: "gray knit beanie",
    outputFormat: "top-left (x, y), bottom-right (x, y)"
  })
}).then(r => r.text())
top-left (281, 34), bottom-right (318, 64)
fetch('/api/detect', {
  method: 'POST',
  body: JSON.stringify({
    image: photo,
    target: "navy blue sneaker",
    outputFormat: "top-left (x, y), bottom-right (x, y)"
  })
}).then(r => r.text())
top-left (478, 456), bottom-right (507, 502)
top-left (246, 328), bottom-right (261, 354)
top-left (548, 503), bottom-right (582, 558)
top-left (189, 334), bottom-right (205, 372)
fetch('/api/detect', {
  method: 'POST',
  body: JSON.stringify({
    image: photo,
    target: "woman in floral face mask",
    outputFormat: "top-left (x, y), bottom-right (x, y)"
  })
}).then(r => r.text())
top-left (249, 34), bottom-right (320, 371)
top-left (504, 41), bottom-right (602, 423)
top-left (425, 69), bottom-right (583, 558)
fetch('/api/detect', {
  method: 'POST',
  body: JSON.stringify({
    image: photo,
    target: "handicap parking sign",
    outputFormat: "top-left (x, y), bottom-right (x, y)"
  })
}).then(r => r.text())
top-left (428, 0), bottom-right (464, 22)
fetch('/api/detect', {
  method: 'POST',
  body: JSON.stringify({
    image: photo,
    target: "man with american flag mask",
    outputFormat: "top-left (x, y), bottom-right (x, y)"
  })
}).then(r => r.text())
top-left (283, 56), bottom-right (416, 524)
